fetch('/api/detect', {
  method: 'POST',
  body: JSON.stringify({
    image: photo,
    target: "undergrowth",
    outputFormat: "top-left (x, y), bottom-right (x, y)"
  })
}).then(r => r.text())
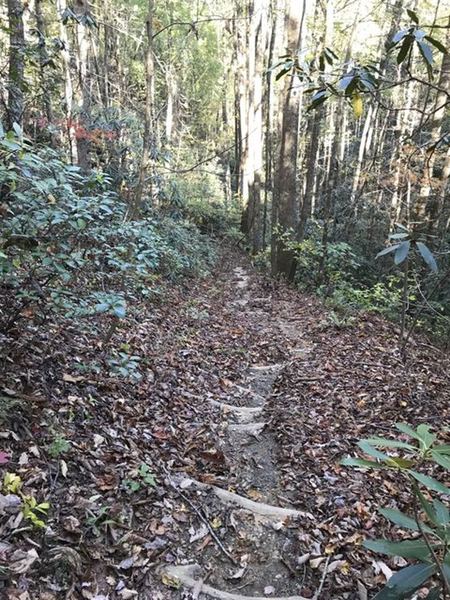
top-left (0, 128), bottom-right (232, 367)
top-left (255, 222), bottom-right (450, 345)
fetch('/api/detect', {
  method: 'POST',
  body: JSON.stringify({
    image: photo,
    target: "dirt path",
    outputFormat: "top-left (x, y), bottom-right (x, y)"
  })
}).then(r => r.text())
top-left (154, 259), bottom-right (449, 600)
top-left (1, 250), bottom-right (449, 600)
top-left (161, 266), bottom-right (315, 599)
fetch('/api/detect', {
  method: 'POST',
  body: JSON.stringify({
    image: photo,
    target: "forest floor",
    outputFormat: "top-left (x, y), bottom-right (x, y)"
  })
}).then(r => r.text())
top-left (1, 246), bottom-right (449, 600)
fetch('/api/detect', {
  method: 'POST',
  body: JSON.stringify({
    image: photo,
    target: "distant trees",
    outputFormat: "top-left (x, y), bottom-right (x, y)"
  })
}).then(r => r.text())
top-left (233, 0), bottom-right (449, 283)
top-left (0, 0), bottom-right (449, 337)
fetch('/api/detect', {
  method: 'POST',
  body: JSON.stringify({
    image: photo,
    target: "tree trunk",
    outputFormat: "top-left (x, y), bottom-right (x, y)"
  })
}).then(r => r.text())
top-left (73, 0), bottom-right (91, 170)
top-left (165, 68), bottom-right (177, 144)
top-left (56, 0), bottom-right (78, 163)
top-left (34, 0), bottom-right (53, 126)
top-left (129, 0), bottom-right (154, 220)
top-left (235, 2), bottom-right (250, 230)
top-left (300, 0), bottom-right (333, 238)
top-left (7, 0), bottom-right (25, 129)
top-left (245, 0), bottom-right (269, 253)
top-left (272, 0), bottom-right (305, 278)
top-left (262, 9), bottom-right (277, 248)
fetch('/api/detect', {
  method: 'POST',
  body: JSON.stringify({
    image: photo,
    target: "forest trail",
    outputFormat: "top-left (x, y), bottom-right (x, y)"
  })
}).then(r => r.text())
top-left (162, 265), bottom-right (313, 599)
top-left (2, 0), bottom-right (450, 596)
top-left (151, 253), bottom-right (449, 600)
top-left (1, 249), bottom-right (449, 600)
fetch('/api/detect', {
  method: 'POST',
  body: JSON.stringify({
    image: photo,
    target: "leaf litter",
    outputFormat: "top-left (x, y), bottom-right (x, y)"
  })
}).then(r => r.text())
top-left (0, 248), bottom-right (448, 599)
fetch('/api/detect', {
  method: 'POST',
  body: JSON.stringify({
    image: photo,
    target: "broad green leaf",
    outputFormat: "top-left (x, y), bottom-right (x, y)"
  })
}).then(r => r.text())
top-left (425, 36), bottom-right (447, 54)
top-left (433, 499), bottom-right (450, 526)
top-left (418, 41), bottom-right (434, 78)
top-left (308, 90), bottom-right (328, 110)
top-left (359, 72), bottom-right (377, 91)
top-left (341, 457), bottom-right (382, 469)
top-left (365, 437), bottom-right (415, 450)
top-left (397, 36), bottom-right (414, 64)
top-left (417, 41), bottom-right (433, 66)
top-left (396, 423), bottom-right (420, 440)
top-left (338, 75), bottom-right (354, 91)
top-left (435, 445), bottom-right (450, 455)
top-left (414, 485), bottom-right (439, 526)
top-left (12, 122), bottom-right (23, 138)
top-left (379, 508), bottom-right (434, 534)
top-left (443, 559), bottom-right (450, 585)
top-left (95, 303), bottom-right (109, 313)
top-left (416, 242), bottom-right (438, 273)
top-left (389, 233), bottom-right (409, 240)
top-left (344, 76), bottom-right (358, 97)
top-left (386, 457), bottom-right (414, 469)
top-left (113, 305), bottom-right (126, 319)
top-left (426, 587), bottom-right (442, 600)
top-left (392, 29), bottom-right (409, 45)
top-left (372, 563), bottom-right (435, 599)
top-left (376, 244), bottom-right (400, 259)
top-left (431, 450), bottom-right (450, 470)
top-left (410, 471), bottom-right (450, 495)
top-left (414, 29), bottom-right (426, 42)
top-left (311, 89), bottom-right (327, 102)
top-left (416, 424), bottom-right (436, 450)
top-left (324, 47), bottom-right (339, 60)
top-left (406, 9), bottom-right (419, 24)
top-left (394, 240), bottom-right (410, 265)
top-left (364, 538), bottom-right (434, 560)
top-left (1, 138), bottom-right (21, 151)
top-left (357, 440), bottom-right (390, 461)
top-left (275, 66), bottom-right (292, 81)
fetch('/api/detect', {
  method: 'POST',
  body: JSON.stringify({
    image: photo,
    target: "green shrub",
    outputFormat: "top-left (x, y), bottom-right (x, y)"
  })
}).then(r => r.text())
top-left (343, 424), bottom-right (450, 600)
top-left (282, 223), bottom-right (450, 342)
top-left (0, 127), bottom-right (216, 339)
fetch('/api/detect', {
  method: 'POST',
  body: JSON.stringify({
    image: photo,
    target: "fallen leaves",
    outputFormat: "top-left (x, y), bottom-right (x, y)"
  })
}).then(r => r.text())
top-left (62, 373), bottom-right (85, 383)
top-left (1, 547), bottom-right (39, 574)
top-left (266, 285), bottom-right (450, 597)
top-left (0, 250), bottom-right (448, 599)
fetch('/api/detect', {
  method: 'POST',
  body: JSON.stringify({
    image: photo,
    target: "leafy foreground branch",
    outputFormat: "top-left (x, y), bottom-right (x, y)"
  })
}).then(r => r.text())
top-left (343, 423), bottom-right (450, 599)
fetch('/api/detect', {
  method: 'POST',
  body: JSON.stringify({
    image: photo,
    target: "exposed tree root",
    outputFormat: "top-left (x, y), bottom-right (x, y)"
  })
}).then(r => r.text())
top-left (163, 564), bottom-right (311, 600)
top-left (178, 477), bottom-right (312, 519)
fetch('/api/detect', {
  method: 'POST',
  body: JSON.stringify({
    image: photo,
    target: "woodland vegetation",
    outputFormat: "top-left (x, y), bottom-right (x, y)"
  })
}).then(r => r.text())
top-left (0, 0), bottom-right (449, 346)
top-left (0, 0), bottom-right (450, 598)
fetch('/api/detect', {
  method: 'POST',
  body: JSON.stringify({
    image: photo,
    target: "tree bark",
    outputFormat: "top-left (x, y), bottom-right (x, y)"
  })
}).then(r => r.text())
top-left (34, 0), bottom-right (53, 126)
top-left (272, 0), bottom-right (305, 278)
top-left (300, 0), bottom-right (333, 238)
top-left (245, 0), bottom-right (269, 253)
top-left (73, 0), bottom-right (92, 170)
top-left (7, 0), bottom-right (25, 129)
top-left (262, 8), bottom-right (277, 249)
top-left (57, 0), bottom-right (78, 163)
top-left (129, 0), bottom-right (154, 220)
